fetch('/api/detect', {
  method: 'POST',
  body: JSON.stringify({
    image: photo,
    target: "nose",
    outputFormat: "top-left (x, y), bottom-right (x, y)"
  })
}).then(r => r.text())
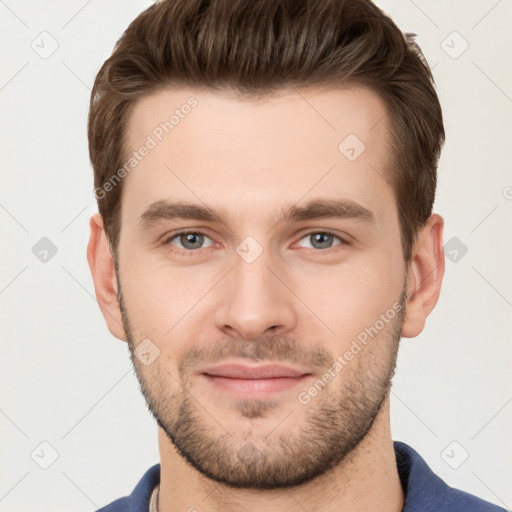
top-left (214, 246), bottom-right (298, 341)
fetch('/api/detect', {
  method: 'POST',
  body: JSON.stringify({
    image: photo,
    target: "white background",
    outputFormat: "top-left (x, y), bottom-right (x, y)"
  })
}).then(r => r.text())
top-left (1, 1), bottom-right (511, 510)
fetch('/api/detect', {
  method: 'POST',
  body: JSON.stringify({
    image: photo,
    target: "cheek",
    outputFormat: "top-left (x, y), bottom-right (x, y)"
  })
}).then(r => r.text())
top-left (301, 253), bottom-right (404, 345)
top-left (118, 253), bottom-right (213, 340)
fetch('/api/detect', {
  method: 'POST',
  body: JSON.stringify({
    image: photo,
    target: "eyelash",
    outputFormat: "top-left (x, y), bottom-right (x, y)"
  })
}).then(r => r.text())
top-left (161, 229), bottom-right (349, 254)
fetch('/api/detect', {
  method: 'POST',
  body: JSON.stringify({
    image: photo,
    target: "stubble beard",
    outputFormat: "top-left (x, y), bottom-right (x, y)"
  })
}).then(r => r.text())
top-left (116, 265), bottom-right (407, 489)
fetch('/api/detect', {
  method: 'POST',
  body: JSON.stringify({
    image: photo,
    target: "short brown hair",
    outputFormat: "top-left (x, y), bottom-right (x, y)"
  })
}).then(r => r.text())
top-left (88, 0), bottom-right (444, 263)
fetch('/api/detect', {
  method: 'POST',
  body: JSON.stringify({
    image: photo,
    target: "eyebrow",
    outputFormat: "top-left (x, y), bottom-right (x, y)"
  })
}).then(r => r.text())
top-left (137, 198), bottom-right (376, 231)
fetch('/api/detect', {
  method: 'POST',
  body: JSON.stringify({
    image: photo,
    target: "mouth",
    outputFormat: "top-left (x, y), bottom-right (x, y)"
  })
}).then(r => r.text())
top-left (198, 362), bottom-right (313, 398)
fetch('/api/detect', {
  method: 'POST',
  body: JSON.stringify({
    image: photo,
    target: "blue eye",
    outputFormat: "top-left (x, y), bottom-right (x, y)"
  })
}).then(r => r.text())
top-left (162, 230), bottom-right (347, 254)
top-left (164, 231), bottom-right (214, 250)
top-left (297, 232), bottom-right (344, 250)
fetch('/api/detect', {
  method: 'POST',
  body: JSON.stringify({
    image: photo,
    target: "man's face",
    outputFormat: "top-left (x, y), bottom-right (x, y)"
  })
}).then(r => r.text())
top-left (115, 85), bottom-right (408, 488)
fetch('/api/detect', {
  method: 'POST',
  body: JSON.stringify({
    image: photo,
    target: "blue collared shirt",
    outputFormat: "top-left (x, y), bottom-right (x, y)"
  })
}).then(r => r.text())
top-left (95, 441), bottom-right (507, 511)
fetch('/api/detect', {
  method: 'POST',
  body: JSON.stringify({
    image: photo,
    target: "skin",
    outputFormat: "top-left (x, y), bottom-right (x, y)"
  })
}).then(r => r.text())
top-left (87, 85), bottom-right (445, 512)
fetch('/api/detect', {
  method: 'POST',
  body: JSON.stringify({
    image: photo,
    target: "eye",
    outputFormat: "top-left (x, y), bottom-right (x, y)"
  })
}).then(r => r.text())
top-left (296, 231), bottom-right (346, 251)
top-left (161, 230), bottom-right (348, 254)
top-left (163, 231), bottom-right (214, 251)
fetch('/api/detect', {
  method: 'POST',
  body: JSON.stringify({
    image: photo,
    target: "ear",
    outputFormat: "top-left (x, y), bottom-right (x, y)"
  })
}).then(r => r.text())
top-left (401, 213), bottom-right (445, 338)
top-left (86, 212), bottom-right (127, 341)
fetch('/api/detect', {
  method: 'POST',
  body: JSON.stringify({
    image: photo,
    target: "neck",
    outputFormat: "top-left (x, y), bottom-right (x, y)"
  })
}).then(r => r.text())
top-left (156, 395), bottom-right (403, 512)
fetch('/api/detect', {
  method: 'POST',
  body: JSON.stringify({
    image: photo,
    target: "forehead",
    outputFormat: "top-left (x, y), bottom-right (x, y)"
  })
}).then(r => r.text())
top-left (121, 85), bottom-right (395, 229)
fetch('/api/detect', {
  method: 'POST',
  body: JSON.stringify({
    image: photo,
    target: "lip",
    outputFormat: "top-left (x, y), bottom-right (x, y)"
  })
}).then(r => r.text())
top-left (198, 362), bottom-right (313, 398)
top-left (199, 362), bottom-right (310, 379)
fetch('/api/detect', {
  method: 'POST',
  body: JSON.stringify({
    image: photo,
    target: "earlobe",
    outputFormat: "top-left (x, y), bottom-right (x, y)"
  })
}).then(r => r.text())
top-left (401, 214), bottom-right (445, 338)
top-left (86, 213), bottom-right (127, 341)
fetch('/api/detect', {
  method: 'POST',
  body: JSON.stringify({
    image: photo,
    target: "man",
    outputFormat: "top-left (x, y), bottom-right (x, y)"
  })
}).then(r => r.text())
top-left (86, 0), bottom-right (506, 511)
